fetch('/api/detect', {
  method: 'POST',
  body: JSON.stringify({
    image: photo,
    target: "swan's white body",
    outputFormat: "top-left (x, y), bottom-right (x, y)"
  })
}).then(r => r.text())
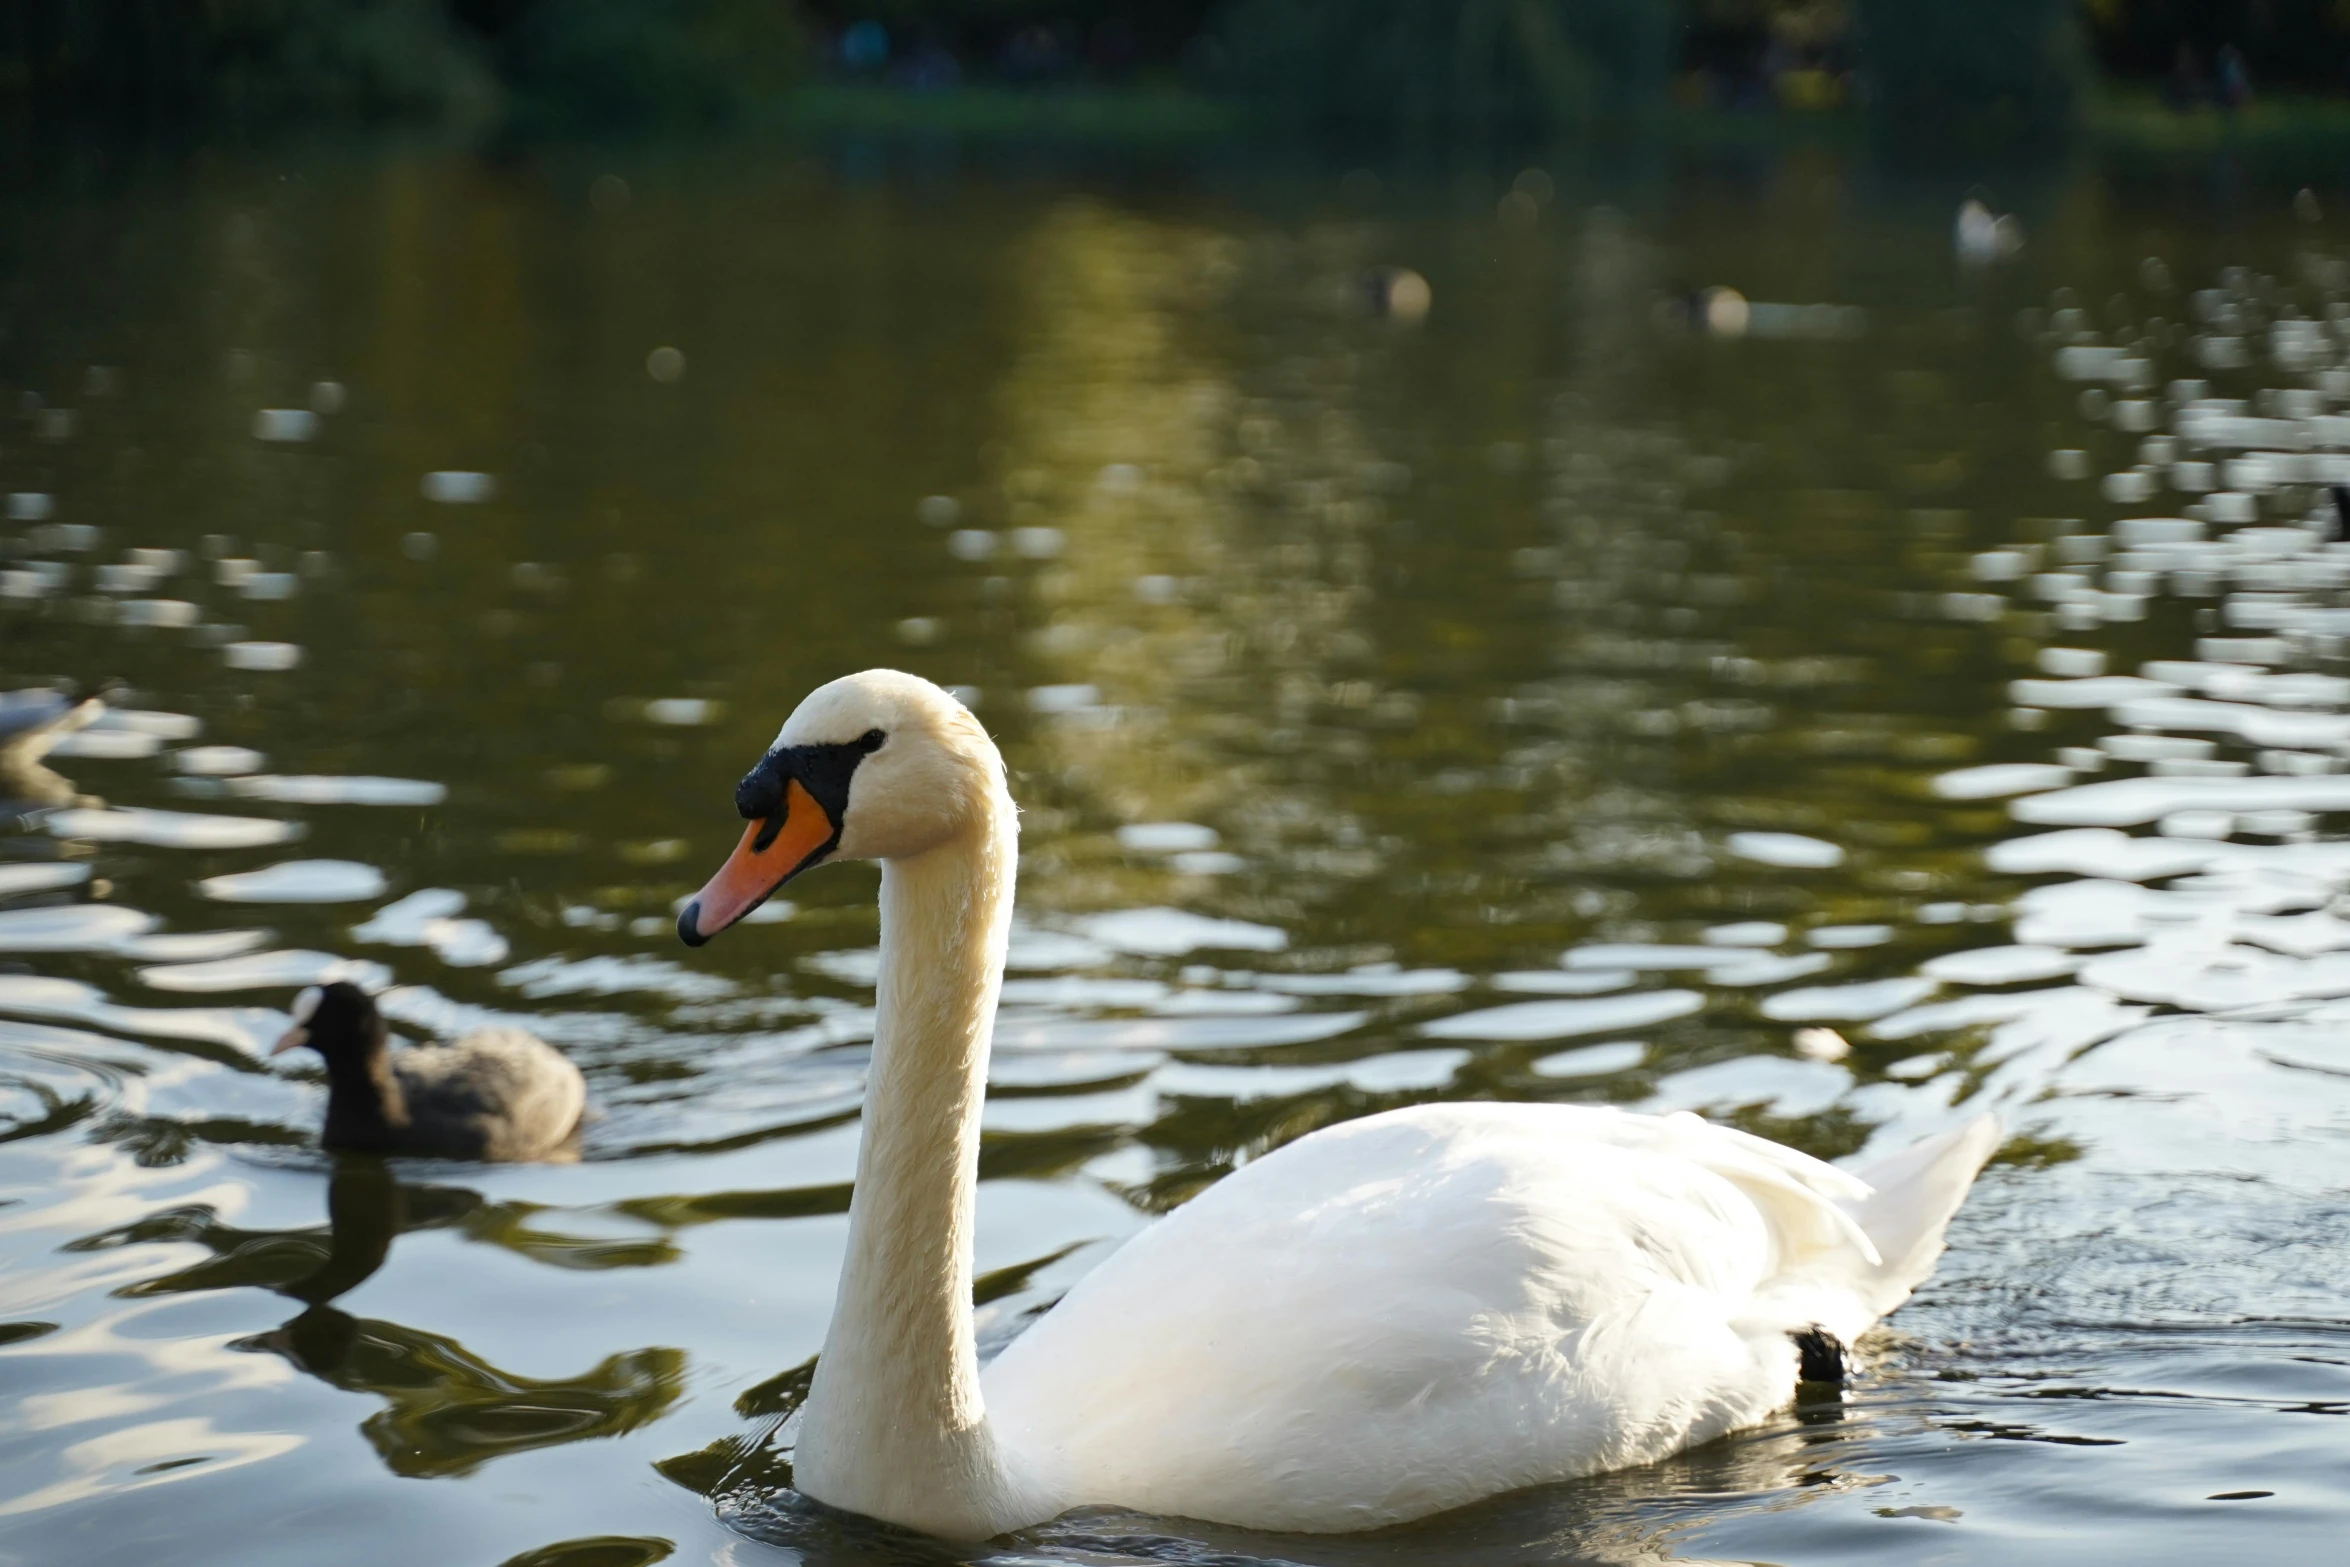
top-left (691, 672), bottom-right (1999, 1539)
top-left (985, 1102), bottom-right (1995, 1532)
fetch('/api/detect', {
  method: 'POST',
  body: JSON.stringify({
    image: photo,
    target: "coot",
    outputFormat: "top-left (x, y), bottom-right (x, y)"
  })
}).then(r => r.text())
top-left (274, 982), bottom-right (584, 1161)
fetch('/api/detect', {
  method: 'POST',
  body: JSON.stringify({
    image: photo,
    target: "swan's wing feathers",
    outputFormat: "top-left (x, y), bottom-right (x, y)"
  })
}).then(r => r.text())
top-left (1841, 1113), bottom-right (2001, 1316)
top-left (1568, 1107), bottom-right (1867, 1202)
top-left (985, 1106), bottom-right (1801, 1529)
top-left (1651, 1111), bottom-right (1873, 1203)
top-left (1544, 1107), bottom-right (1880, 1269)
top-left (1648, 1116), bottom-right (1881, 1268)
top-left (984, 1102), bottom-right (1999, 1532)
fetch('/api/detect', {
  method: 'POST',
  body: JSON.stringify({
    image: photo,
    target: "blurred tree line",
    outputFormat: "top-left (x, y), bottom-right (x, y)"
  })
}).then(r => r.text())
top-left (1, 1), bottom-right (2345, 138)
top-left (0, 2), bottom-right (801, 126)
top-left (2082, 1), bottom-right (2350, 95)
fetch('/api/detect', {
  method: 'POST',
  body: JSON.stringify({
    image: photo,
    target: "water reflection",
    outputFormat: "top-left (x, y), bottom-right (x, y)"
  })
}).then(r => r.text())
top-left (237, 1164), bottom-right (682, 1478)
top-left (266, 1315), bottom-right (684, 1481)
top-left (78, 1157), bottom-right (452, 1300)
top-left (5, 146), bottom-right (2350, 1562)
top-left (71, 1156), bottom-right (690, 1480)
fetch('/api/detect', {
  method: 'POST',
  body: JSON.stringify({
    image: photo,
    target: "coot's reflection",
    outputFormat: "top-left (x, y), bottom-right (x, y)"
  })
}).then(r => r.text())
top-left (113, 1152), bottom-right (477, 1304)
top-left (237, 1158), bottom-right (685, 1478)
top-left (282, 1156), bottom-right (407, 1309)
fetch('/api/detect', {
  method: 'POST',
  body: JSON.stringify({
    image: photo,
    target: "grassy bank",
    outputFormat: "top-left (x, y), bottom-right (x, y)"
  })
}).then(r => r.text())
top-left (2089, 86), bottom-right (2350, 154)
top-left (771, 83), bottom-right (1243, 142)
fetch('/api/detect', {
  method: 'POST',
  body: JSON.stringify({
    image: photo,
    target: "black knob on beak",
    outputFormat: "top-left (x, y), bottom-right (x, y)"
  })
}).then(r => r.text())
top-left (735, 752), bottom-right (786, 820)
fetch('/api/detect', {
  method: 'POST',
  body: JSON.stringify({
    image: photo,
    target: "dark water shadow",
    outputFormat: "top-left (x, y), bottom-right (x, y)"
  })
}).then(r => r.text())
top-left (496, 1535), bottom-right (674, 1567)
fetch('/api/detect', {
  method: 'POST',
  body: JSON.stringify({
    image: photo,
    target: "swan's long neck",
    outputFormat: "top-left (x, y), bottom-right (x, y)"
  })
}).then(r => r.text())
top-left (793, 790), bottom-right (1023, 1536)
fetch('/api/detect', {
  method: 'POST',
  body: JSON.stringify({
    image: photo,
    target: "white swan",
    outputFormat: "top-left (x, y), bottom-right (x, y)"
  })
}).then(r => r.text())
top-left (677, 669), bottom-right (2000, 1538)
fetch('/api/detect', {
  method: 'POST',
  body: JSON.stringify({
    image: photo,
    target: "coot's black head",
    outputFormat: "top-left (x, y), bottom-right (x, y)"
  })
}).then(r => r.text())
top-left (272, 981), bottom-right (385, 1064)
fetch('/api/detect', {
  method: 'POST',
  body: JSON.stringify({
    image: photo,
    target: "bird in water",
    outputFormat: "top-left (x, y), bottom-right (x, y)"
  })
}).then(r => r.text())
top-left (674, 669), bottom-right (2001, 1538)
top-left (273, 982), bottom-right (585, 1161)
top-left (0, 687), bottom-right (103, 806)
top-left (1955, 196), bottom-right (2025, 265)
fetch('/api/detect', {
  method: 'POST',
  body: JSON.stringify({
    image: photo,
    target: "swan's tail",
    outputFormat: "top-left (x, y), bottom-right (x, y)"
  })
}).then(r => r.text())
top-left (1840, 1115), bottom-right (2001, 1318)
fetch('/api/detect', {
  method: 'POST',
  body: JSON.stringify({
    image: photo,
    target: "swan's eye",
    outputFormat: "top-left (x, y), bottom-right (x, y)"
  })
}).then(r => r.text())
top-left (858, 729), bottom-right (886, 753)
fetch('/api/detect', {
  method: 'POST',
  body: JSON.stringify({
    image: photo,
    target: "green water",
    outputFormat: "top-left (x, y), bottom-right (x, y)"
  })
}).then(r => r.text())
top-left (2, 142), bottom-right (2347, 1565)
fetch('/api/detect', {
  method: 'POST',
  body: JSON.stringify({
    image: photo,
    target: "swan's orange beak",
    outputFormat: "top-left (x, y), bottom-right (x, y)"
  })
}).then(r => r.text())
top-left (677, 777), bottom-right (838, 946)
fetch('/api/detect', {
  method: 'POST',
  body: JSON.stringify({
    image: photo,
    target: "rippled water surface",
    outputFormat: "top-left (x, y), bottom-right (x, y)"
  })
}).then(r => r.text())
top-left (3, 144), bottom-right (2348, 1565)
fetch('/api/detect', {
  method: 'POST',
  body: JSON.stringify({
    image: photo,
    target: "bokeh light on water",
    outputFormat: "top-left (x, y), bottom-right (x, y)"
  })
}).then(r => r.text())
top-left (3, 149), bottom-right (2350, 1564)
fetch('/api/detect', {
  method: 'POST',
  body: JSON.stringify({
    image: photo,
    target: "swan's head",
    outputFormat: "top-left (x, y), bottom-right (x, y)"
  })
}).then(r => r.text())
top-left (678, 670), bottom-right (1003, 946)
top-left (272, 981), bottom-right (384, 1063)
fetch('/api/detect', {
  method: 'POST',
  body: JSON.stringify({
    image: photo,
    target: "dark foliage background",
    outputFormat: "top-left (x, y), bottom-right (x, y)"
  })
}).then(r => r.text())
top-left (0, 2), bottom-right (2345, 141)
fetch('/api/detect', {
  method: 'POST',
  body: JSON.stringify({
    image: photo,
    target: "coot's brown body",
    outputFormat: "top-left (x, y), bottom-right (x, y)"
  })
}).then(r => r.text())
top-left (277, 983), bottom-right (585, 1161)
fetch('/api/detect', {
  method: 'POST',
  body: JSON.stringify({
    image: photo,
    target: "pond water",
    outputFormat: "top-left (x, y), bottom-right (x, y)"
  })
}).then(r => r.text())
top-left (2, 140), bottom-right (2347, 1566)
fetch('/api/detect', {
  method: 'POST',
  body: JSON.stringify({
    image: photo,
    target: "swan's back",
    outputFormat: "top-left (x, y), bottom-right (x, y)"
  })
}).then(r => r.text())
top-left (389, 1029), bottom-right (585, 1161)
top-left (983, 1102), bottom-right (1993, 1532)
